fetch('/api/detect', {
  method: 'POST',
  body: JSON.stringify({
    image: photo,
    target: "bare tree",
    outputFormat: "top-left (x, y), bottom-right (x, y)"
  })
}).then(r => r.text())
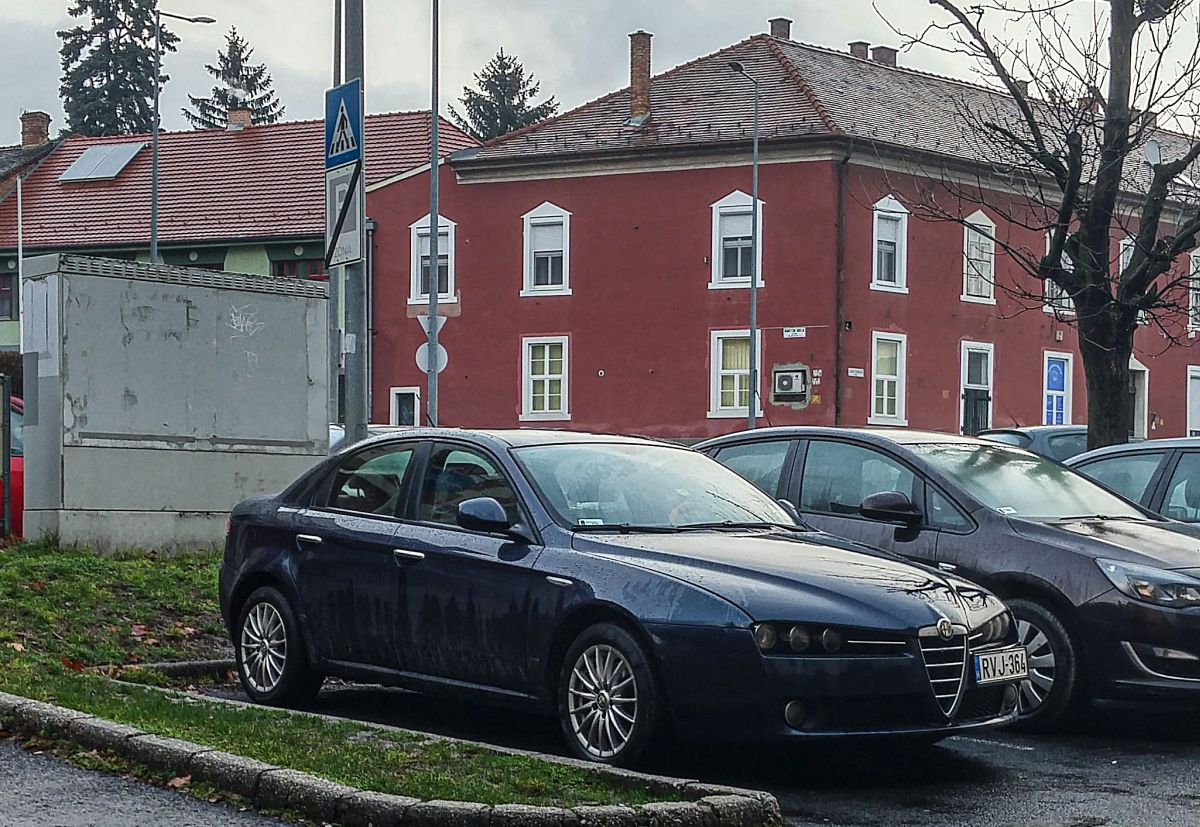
top-left (882, 0), bottom-right (1200, 448)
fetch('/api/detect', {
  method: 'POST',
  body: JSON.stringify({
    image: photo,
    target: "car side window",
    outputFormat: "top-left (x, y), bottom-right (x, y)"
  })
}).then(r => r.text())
top-left (1046, 433), bottom-right (1087, 461)
top-left (1162, 452), bottom-right (1200, 522)
top-left (418, 445), bottom-right (521, 527)
top-left (713, 440), bottom-right (791, 496)
top-left (1074, 452), bottom-right (1165, 504)
top-left (925, 485), bottom-right (972, 532)
top-left (799, 441), bottom-right (916, 516)
top-left (326, 444), bottom-right (415, 516)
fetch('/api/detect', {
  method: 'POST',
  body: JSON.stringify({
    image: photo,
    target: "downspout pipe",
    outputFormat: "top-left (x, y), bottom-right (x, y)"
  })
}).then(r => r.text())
top-left (835, 142), bottom-right (854, 426)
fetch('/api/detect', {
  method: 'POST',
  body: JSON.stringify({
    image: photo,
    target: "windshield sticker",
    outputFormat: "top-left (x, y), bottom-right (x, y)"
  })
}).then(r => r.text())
top-left (576, 518), bottom-right (606, 525)
top-left (996, 506), bottom-right (1018, 515)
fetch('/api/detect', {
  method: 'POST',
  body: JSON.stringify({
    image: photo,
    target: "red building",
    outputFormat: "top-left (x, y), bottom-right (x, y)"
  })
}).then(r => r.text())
top-left (367, 19), bottom-right (1200, 441)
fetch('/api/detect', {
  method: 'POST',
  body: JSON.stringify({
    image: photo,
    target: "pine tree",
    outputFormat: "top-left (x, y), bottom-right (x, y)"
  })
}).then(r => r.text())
top-left (182, 27), bottom-right (284, 129)
top-left (450, 48), bottom-right (558, 141)
top-left (58, 0), bottom-right (179, 137)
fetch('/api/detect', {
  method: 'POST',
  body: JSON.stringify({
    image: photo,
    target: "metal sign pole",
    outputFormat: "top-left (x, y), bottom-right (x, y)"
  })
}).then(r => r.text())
top-left (426, 0), bottom-right (440, 427)
top-left (343, 0), bottom-right (367, 443)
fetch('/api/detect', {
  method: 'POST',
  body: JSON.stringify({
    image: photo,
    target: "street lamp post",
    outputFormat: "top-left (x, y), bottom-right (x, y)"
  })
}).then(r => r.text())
top-left (151, 7), bottom-right (216, 264)
top-left (729, 61), bottom-right (760, 430)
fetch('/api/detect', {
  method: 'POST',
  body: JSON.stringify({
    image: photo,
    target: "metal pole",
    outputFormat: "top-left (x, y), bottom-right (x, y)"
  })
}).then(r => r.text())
top-left (343, 0), bottom-right (367, 443)
top-left (333, 0), bottom-right (342, 85)
top-left (2, 375), bottom-right (11, 538)
top-left (426, 0), bottom-right (440, 427)
top-left (16, 176), bottom-right (22, 342)
top-left (329, 0), bottom-right (343, 426)
top-left (748, 78), bottom-right (760, 430)
top-left (151, 6), bottom-right (161, 264)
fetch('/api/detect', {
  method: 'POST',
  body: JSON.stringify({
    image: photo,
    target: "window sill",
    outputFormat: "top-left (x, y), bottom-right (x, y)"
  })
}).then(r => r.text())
top-left (708, 279), bottom-right (765, 290)
top-left (408, 296), bottom-right (459, 306)
top-left (707, 409), bottom-right (764, 419)
top-left (867, 416), bottom-right (909, 427)
top-left (870, 283), bottom-right (908, 294)
top-left (1042, 304), bottom-right (1074, 316)
top-left (960, 293), bottom-right (996, 305)
top-left (520, 287), bottom-right (572, 298)
top-left (519, 412), bottom-right (571, 422)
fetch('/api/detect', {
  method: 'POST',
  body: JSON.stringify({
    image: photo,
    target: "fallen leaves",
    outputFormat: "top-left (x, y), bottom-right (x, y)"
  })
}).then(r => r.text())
top-left (60, 657), bottom-right (83, 673)
top-left (4, 641), bottom-right (24, 653)
top-left (130, 624), bottom-right (148, 638)
top-left (166, 774), bottom-right (191, 789)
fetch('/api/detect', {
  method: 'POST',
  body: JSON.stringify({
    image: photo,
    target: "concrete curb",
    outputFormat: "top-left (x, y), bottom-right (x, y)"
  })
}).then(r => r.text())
top-left (0, 690), bottom-right (782, 826)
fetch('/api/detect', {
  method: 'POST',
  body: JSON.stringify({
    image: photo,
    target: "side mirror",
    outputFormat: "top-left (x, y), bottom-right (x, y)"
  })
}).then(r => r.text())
top-left (457, 497), bottom-right (511, 534)
top-left (859, 491), bottom-right (922, 526)
top-left (777, 498), bottom-right (802, 523)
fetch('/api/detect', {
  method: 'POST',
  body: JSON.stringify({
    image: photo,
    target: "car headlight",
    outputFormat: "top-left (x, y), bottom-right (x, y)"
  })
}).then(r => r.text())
top-left (972, 612), bottom-right (1012, 645)
top-left (1097, 558), bottom-right (1200, 609)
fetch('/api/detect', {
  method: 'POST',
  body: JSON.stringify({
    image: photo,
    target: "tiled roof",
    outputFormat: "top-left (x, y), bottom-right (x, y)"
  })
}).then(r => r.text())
top-left (0, 141), bottom-right (58, 184)
top-left (0, 112), bottom-right (477, 251)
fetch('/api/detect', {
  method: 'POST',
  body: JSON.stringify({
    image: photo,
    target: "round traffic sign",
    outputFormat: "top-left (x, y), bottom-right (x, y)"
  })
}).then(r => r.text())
top-left (415, 343), bottom-right (448, 373)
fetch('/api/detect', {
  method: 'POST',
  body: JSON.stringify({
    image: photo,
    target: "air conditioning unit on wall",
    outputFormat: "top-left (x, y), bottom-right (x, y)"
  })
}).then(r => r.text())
top-left (773, 369), bottom-right (809, 404)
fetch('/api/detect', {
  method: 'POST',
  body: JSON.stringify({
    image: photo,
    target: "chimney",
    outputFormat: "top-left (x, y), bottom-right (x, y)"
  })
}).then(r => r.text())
top-left (871, 45), bottom-right (898, 67)
top-left (849, 41), bottom-right (870, 59)
top-left (628, 30), bottom-right (652, 126)
top-left (1014, 79), bottom-right (1029, 97)
top-left (769, 17), bottom-right (792, 39)
top-left (20, 111), bottom-right (50, 147)
top-left (227, 106), bottom-right (253, 131)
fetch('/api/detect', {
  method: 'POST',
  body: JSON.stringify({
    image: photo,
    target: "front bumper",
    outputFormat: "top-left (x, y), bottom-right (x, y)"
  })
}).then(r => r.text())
top-left (1079, 589), bottom-right (1200, 702)
top-left (647, 623), bottom-right (1021, 742)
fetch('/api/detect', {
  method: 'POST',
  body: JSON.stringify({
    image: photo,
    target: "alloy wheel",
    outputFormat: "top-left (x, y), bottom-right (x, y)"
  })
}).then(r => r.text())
top-left (1016, 618), bottom-right (1057, 715)
top-left (567, 644), bottom-right (639, 760)
top-left (240, 601), bottom-right (288, 694)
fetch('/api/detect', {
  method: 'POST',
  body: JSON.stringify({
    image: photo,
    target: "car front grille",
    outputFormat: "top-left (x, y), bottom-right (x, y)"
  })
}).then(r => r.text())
top-left (919, 631), bottom-right (968, 716)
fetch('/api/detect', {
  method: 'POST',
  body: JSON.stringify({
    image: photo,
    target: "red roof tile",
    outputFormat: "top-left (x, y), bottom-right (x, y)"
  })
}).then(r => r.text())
top-left (0, 112), bottom-right (477, 251)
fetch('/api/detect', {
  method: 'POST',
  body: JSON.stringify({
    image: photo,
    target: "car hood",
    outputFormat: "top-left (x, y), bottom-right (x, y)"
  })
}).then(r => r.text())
top-left (1011, 517), bottom-right (1200, 570)
top-left (572, 530), bottom-right (997, 632)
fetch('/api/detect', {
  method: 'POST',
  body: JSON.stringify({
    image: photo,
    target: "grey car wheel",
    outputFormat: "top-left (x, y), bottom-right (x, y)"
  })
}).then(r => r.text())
top-left (234, 586), bottom-right (323, 706)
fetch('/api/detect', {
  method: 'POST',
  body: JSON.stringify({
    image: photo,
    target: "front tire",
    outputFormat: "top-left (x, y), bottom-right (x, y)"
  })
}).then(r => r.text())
top-left (1005, 597), bottom-right (1083, 731)
top-left (557, 623), bottom-right (663, 767)
top-left (235, 586), bottom-right (323, 706)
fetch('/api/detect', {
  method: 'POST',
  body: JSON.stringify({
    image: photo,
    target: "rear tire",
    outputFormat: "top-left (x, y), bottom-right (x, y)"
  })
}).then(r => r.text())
top-left (234, 586), bottom-right (323, 706)
top-left (557, 622), bottom-right (663, 767)
top-left (1005, 598), bottom-right (1083, 732)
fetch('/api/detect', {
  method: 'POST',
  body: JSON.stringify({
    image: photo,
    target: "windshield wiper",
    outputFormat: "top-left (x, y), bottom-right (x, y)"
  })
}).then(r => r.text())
top-left (1053, 514), bottom-right (1142, 522)
top-left (572, 523), bottom-right (683, 534)
top-left (676, 521), bottom-right (809, 532)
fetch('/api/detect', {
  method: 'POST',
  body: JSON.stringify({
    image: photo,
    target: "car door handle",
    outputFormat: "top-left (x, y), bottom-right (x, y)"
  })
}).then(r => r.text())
top-left (296, 534), bottom-right (323, 546)
top-left (393, 549), bottom-right (425, 562)
top-left (546, 576), bottom-right (573, 587)
top-left (937, 562), bottom-right (957, 573)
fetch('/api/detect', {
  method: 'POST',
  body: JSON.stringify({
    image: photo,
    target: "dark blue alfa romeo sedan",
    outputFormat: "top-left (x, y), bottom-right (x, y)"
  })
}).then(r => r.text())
top-left (220, 429), bottom-right (1026, 765)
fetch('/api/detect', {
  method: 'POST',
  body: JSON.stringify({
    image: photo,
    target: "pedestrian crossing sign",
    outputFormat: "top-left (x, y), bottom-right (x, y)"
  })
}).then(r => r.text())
top-left (325, 79), bottom-right (362, 170)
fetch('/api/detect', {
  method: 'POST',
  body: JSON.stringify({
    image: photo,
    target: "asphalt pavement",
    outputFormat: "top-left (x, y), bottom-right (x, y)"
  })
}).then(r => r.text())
top-left (0, 738), bottom-right (288, 827)
top-left (209, 682), bottom-right (1200, 827)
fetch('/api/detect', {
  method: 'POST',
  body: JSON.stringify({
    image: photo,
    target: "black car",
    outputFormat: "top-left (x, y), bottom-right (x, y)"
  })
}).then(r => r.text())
top-left (1066, 438), bottom-right (1200, 522)
top-left (699, 428), bottom-right (1200, 729)
top-left (220, 429), bottom-right (1024, 766)
top-left (978, 425), bottom-right (1090, 461)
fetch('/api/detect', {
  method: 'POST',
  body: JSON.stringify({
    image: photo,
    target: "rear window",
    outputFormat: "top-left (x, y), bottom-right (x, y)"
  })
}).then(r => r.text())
top-left (1046, 432), bottom-right (1088, 461)
top-left (980, 432), bottom-right (1030, 448)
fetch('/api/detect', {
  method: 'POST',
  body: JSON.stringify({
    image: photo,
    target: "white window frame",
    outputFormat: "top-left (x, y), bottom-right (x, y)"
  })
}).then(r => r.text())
top-left (1119, 238), bottom-right (1150, 325)
top-left (388, 386), bottom-right (421, 426)
top-left (1189, 253), bottom-right (1200, 332)
top-left (1129, 354), bottom-right (1150, 438)
top-left (1043, 232), bottom-right (1074, 316)
top-left (1043, 350), bottom-right (1073, 425)
top-left (868, 331), bottom-right (908, 426)
top-left (409, 213), bottom-right (457, 306)
top-left (1187, 365), bottom-right (1200, 436)
top-left (708, 328), bottom-right (764, 418)
top-left (871, 195), bottom-right (909, 294)
top-left (961, 210), bottom-right (996, 304)
top-left (959, 341), bottom-right (994, 432)
top-left (709, 190), bottom-right (764, 289)
top-left (521, 201), bottom-right (571, 297)
top-left (520, 335), bottom-right (570, 422)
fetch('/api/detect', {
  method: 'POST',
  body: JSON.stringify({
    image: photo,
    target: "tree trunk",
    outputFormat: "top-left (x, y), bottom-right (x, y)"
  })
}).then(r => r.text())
top-left (1077, 314), bottom-right (1134, 450)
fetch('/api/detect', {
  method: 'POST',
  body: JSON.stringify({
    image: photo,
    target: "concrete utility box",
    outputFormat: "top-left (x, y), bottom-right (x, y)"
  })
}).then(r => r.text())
top-left (22, 255), bottom-right (329, 551)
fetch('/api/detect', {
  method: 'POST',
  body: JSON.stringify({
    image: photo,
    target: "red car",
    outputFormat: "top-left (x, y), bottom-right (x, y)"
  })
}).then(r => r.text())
top-left (6, 396), bottom-right (22, 538)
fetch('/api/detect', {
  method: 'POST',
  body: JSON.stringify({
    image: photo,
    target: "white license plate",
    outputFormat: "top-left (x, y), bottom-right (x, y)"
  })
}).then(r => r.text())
top-left (973, 646), bottom-right (1028, 686)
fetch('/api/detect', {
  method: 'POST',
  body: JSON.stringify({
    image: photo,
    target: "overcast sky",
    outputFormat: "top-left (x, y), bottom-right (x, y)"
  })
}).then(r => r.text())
top-left (0, 0), bottom-right (993, 141)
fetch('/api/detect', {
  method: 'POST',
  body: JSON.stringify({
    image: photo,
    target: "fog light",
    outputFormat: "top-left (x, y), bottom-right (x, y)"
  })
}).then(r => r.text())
top-left (754, 623), bottom-right (778, 651)
top-left (1146, 645), bottom-right (1200, 661)
top-left (821, 628), bottom-right (843, 653)
top-left (784, 700), bottom-right (806, 727)
top-left (788, 625), bottom-right (811, 652)
top-left (1003, 683), bottom-right (1019, 710)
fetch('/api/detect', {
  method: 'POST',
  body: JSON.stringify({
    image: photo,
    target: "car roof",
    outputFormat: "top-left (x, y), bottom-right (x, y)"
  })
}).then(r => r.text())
top-left (980, 425), bottom-right (1087, 436)
top-left (696, 426), bottom-right (985, 449)
top-left (349, 427), bottom-right (678, 450)
top-left (1068, 436), bottom-right (1200, 464)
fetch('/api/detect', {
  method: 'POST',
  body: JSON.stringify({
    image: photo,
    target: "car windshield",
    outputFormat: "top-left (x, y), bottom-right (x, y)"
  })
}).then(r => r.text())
top-left (911, 443), bottom-right (1145, 520)
top-left (513, 442), bottom-right (797, 529)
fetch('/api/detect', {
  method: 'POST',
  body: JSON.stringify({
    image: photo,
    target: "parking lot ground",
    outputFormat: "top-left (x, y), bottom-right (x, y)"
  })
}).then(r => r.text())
top-left (208, 682), bottom-right (1200, 827)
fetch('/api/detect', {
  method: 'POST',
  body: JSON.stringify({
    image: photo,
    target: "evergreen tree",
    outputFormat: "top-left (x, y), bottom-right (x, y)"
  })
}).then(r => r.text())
top-left (450, 48), bottom-right (558, 141)
top-left (182, 27), bottom-right (284, 129)
top-left (58, 0), bottom-right (179, 137)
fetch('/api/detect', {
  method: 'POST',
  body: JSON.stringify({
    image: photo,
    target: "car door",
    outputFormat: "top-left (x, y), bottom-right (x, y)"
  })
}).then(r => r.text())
top-left (790, 438), bottom-right (938, 566)
top-left (289, 441), bottom-right (418, 670)
top-left (1153, 451), bottom-right (1200, 521)
top-left (1071, 450), bottom-right (1168, 509)
top-left (708, 438), bottom-right (796, 498)
top-left (394, 441), bottom-right (555, 693)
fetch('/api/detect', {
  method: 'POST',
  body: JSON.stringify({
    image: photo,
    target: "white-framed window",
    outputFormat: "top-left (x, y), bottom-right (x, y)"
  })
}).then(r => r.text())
top-left (1043, 232), bottom-right (1073, 315)
top-left (869, 331), bottom-right (908, 425)
top-left (708, 329), bottom-right (763, 418)
top-left (959, 341), bottom-right (994, 434)
top-left (710, 190), bottom-right (764, 289)
top-left (521, 336), bottom-right (569, 421)
top-left (521, 202), bottom-right (571, 296)
top-left (1043, 350), bottom-right (1073, 425)
top-left (1190, 253), bottom-right (1200, 331)
top-left (1120, 239), bottom-right (1150, 325)
top-left (962, 210), bottom-right (995, 303)
top-left (1188, 366), bottom-right (1200, 436)
top-left (389, 386), bottom-right (421, 426)
top-left (871, 195), bottom-right (909, 293)
top-left (409, 213), bottom-right (457, 305)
